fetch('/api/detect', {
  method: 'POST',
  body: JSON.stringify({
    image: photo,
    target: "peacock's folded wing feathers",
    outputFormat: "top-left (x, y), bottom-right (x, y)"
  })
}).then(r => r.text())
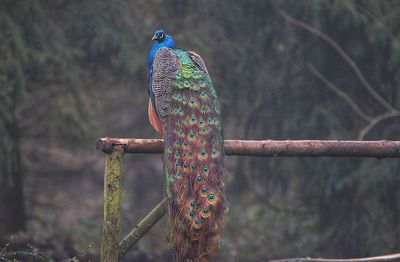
top-left (152, 47), bottom-right (225, 261)
top-left (151, 47), bottom-right (179, 123)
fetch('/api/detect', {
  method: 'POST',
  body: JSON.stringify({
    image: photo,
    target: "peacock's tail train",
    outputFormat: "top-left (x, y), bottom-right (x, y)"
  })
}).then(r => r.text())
top-left (163, 49), bottom-right (225, 261)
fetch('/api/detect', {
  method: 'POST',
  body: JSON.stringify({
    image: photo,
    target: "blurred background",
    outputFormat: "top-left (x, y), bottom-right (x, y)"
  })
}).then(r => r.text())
top-left (1, 0), bottom-right (399, 261)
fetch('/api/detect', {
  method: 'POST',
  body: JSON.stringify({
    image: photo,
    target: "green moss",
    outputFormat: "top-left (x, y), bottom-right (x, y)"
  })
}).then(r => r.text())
top-left (100, 146), bottom-right (124, 262)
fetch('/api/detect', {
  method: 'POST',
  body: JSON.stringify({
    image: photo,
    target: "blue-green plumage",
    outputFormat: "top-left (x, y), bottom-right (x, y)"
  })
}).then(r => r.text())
top-left (148, 30), bottom-right (225, 262)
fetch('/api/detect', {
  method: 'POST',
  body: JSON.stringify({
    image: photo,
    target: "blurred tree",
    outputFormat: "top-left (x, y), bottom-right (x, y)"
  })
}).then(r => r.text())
top-left (0, 0), bottom-right (88, 237)
top-left (0, 0), bottom-right (32, 237)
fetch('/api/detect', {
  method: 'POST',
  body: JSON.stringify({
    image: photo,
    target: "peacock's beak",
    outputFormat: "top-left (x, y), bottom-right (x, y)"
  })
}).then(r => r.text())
top-left (152, 35), bottom-right (157, 41)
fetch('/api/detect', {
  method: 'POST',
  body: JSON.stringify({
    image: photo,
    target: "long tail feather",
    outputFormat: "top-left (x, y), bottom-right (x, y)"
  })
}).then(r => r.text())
top-left (164, 50), bottom-right (225, 261)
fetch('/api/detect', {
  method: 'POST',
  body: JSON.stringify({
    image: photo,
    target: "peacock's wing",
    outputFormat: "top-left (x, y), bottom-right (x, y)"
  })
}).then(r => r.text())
top-left (151, 47), bottom-right (179, 123)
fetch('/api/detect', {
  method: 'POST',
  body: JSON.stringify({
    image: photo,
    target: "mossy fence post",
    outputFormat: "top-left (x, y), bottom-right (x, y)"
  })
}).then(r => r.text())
top-left (100, 145), bottom-right (124, 262)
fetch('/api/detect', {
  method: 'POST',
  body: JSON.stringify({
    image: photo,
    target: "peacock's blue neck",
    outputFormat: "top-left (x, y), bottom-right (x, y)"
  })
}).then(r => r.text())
top-left (147, 35), bottom-right (175, 70)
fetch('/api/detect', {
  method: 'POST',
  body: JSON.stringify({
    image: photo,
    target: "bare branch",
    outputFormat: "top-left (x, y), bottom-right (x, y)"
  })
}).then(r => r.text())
top-left (270, 252), bottom-right (400, 262)
top-left (358, 111), bottom-right (400, 140)
top-left (277, 7), bottom-right (396, 112)
top-left (308, 64), bottom-right (373, 122)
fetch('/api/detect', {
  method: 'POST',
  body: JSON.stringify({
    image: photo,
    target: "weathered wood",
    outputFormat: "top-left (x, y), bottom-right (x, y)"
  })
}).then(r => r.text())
top-left (96, 138), bottom-right (400, 259)
top-left (96, 138), bottom-right (400, 158)
top-left (225, 139), bottom-right (400, 157)
top-left (96, 138), bottom-right (163, 154)
top-left (100, 145), bottom-right (124, 262)
top-left (269, 252), bottom-right (400, 262)
top-left (118, 198), bottom-right (168, 258)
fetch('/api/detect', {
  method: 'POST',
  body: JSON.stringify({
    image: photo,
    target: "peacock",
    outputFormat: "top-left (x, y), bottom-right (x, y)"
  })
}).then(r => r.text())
top-left (147, 29), bottom-right (226, 262)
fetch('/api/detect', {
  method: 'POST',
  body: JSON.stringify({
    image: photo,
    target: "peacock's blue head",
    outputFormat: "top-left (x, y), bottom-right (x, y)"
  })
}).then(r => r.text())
top-left (152, 29), bottom-right (167, 42)
top-left (151, 29), bottom-right (175, 48)
top-left (148, 29), bottom-right (175, 68)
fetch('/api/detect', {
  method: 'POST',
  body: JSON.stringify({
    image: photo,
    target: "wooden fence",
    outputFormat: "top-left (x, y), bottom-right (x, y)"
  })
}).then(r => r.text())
top-left (96, 138), bottom-right (400, 262)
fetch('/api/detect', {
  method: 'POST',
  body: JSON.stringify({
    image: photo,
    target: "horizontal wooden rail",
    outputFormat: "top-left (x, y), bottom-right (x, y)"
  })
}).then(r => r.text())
top-left (270, 252), bottom-right (400, 262)
top-left (96, 138), bottom-right (400, 158)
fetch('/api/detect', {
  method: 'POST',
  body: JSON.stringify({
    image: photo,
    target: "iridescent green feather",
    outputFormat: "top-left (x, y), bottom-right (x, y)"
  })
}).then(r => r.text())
top-left (162, 49), bottom-right (225, 261)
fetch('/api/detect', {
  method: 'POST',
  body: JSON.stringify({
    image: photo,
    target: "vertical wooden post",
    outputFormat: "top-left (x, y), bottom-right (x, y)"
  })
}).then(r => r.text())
top-left (100, 145), bottom-right (124, 262)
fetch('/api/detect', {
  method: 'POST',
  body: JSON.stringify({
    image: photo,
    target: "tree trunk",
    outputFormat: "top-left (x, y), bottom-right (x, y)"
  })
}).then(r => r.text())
top-left (0, 121), bottom-right (26, 237)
